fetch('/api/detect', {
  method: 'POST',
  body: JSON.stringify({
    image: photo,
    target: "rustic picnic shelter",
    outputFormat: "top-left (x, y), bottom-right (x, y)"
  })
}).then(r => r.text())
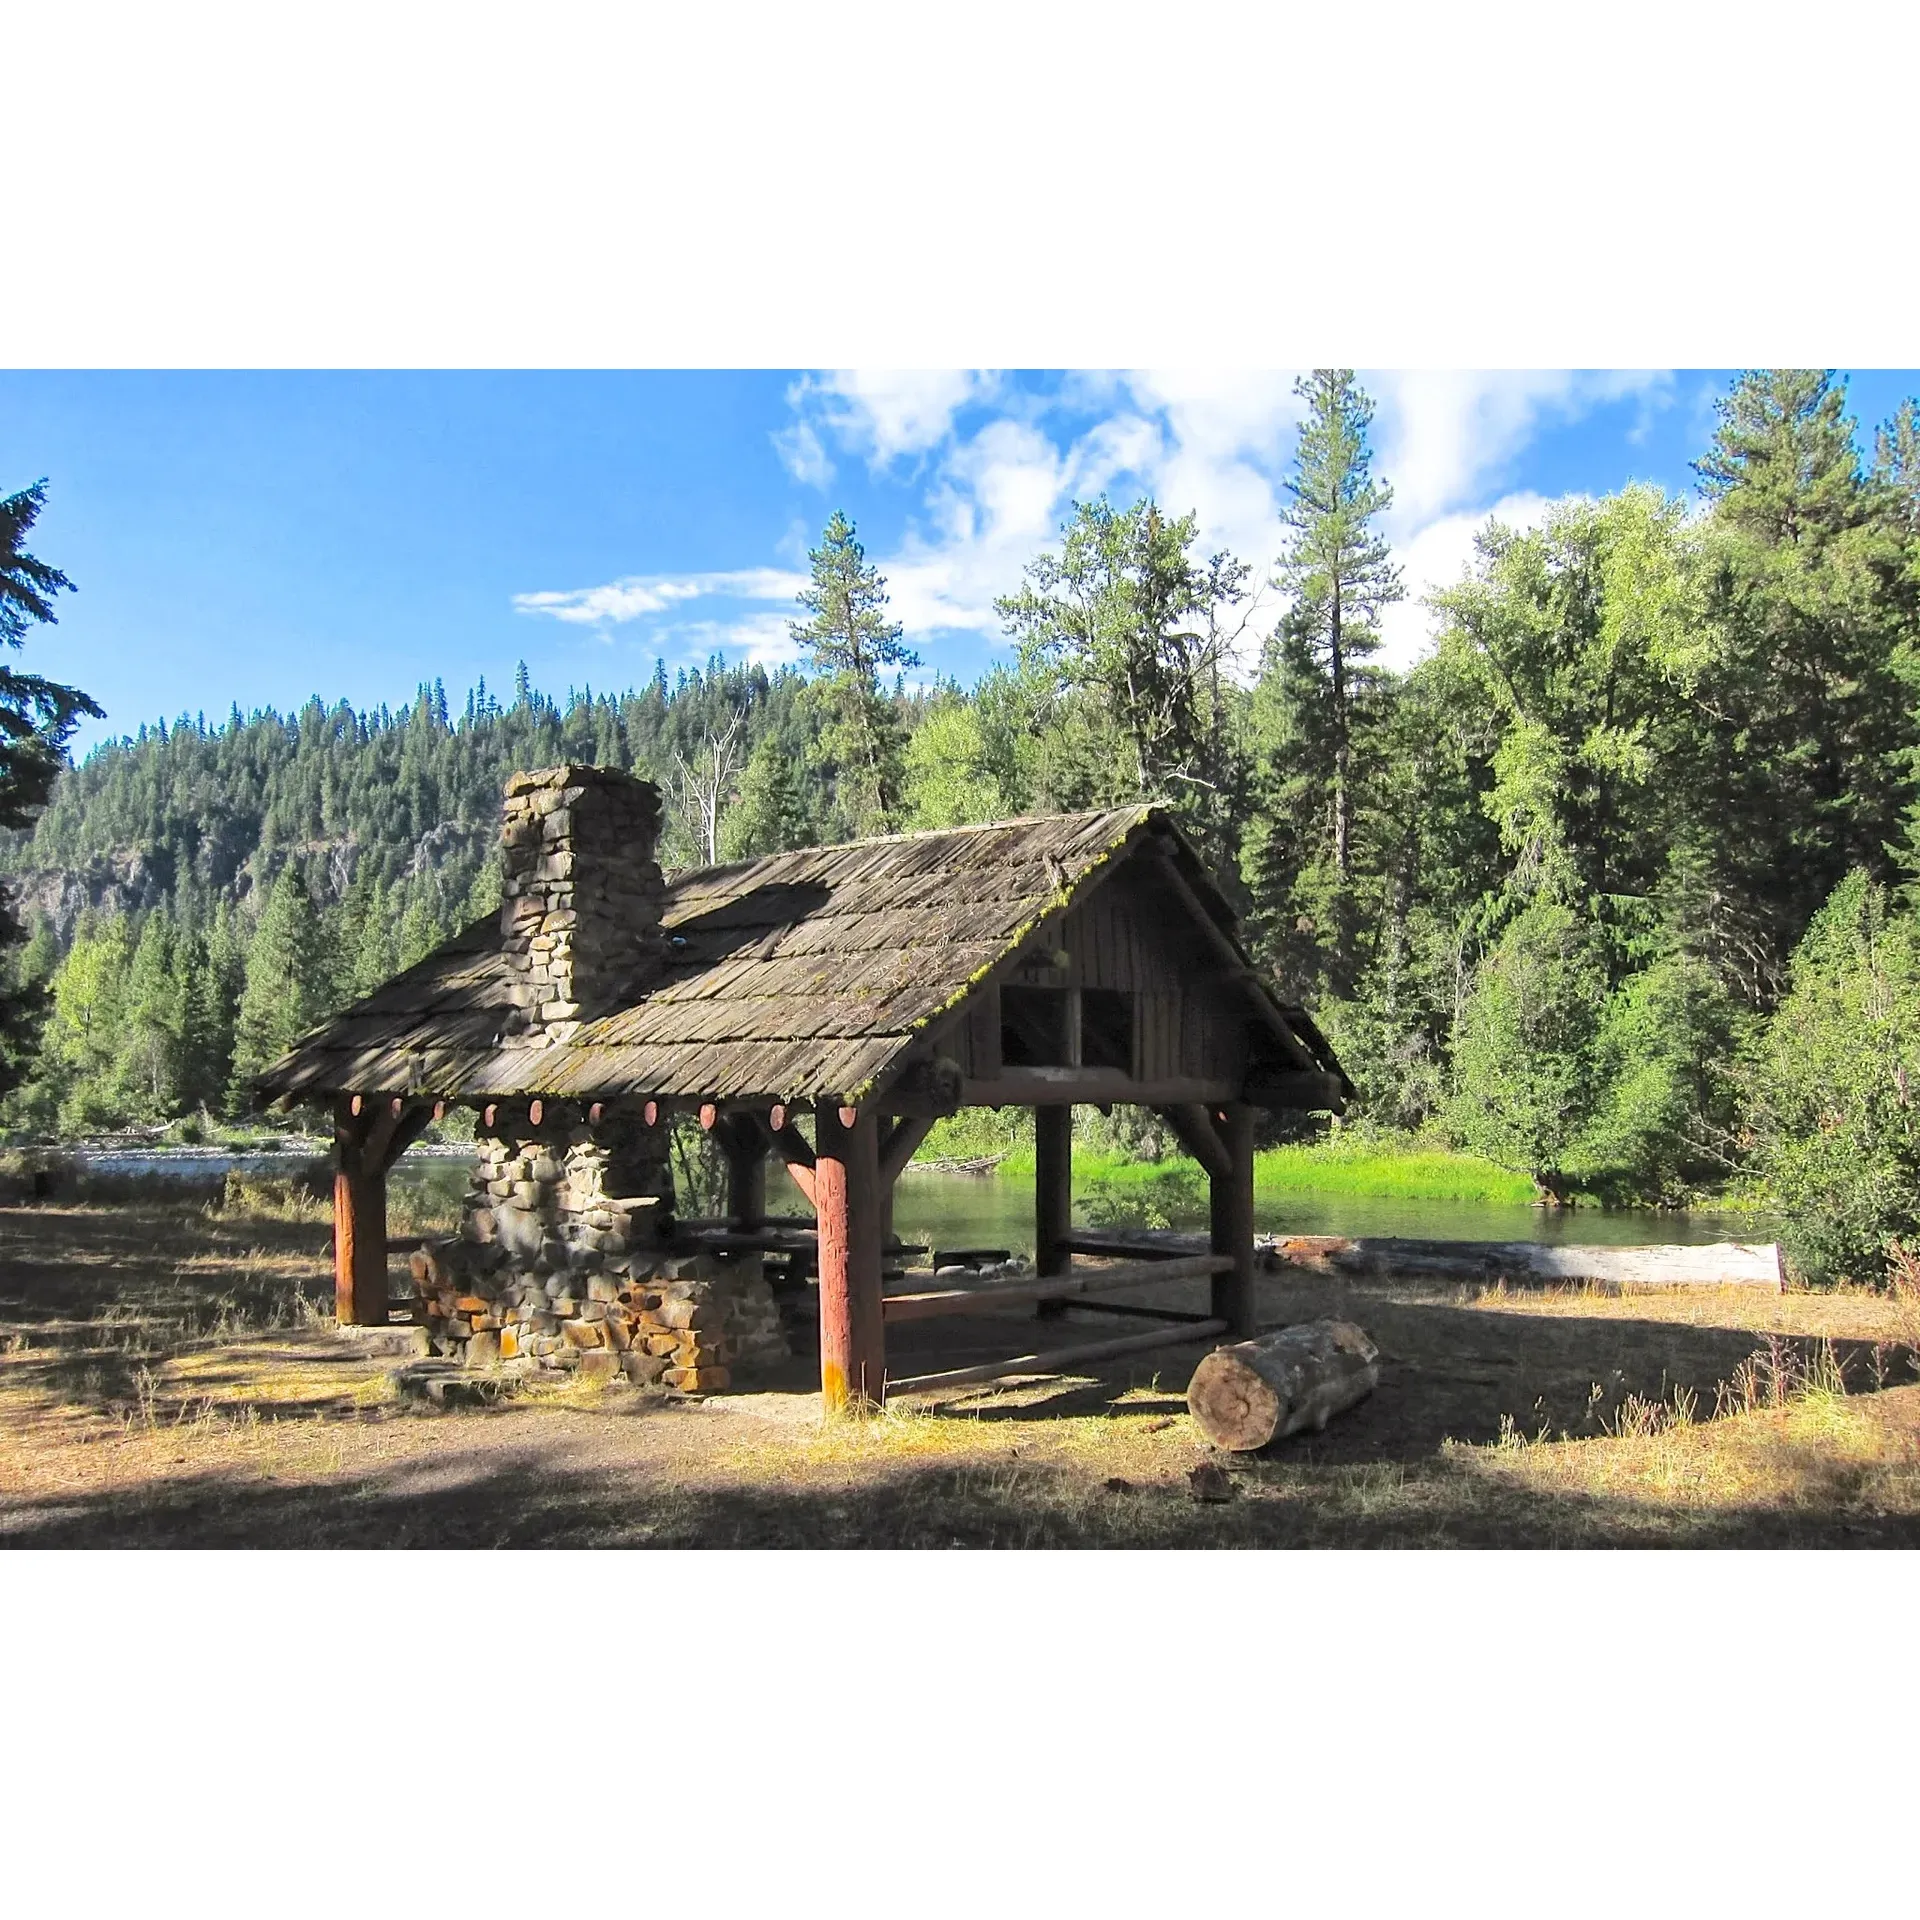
top-left (257, 765), bottom-right (1348, 1407)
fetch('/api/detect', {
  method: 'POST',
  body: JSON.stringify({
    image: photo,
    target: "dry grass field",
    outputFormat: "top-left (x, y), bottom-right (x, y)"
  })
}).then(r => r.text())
top-left (5, 1185), bottom-right (1920, 1549)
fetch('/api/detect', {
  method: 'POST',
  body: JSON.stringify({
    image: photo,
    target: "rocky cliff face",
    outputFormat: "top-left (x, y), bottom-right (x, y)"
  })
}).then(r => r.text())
top-left (3, 851), bottom-right (178, 944)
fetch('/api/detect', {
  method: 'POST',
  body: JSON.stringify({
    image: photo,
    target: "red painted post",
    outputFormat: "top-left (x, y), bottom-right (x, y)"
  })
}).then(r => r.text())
top-left (815, 1103), bottom-right (884, 1411)
top-left (332, 1111), bottom-right (389, 1327)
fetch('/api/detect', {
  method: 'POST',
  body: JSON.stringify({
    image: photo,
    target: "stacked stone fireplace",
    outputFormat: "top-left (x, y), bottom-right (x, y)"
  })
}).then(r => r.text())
top-left (408, 766), bottom-right (790, 1391)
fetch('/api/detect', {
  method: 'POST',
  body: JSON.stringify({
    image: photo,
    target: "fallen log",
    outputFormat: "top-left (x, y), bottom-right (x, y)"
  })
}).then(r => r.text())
top-left (1267, 1236), bottom-right (1785, 1292)
top-left (1186, 1319), bottom-right (1381, 1452)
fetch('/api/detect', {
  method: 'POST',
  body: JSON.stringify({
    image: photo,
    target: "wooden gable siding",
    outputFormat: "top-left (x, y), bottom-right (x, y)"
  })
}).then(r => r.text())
top-left (931, 857), bottom-right (1256, 1087)
top-left (1073, 868), bottom-right (1251, 1083)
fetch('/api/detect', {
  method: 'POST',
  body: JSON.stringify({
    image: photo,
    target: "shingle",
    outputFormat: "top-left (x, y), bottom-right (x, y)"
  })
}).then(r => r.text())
top-left (256, 802), bottom-right (1315, 1104)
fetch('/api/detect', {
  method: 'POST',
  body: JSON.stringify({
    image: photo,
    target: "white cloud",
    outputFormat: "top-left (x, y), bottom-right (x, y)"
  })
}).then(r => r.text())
top-left (791, 369), bottom-right (995, 468)
top-left (657, 611), bottom-right (804, 672)
top-left (512, 567), bottom-right (808, 626)
top-left (772, 418), bottom-right (832, 487)
top-left (1374, 370), bottom-right (1669, 528)
top-left (1377, 489), bottom-right (1568, 668)
top-left (515, 370), bottom-right (1674, 686)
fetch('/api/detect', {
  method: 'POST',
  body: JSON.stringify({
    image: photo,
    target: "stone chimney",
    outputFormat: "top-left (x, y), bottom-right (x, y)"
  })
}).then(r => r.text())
top-left (498, 765), bottom-right (665, 1045)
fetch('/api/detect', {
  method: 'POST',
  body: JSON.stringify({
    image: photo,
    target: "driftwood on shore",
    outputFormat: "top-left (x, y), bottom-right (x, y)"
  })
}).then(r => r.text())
top-left (1267, 1235), bottom-right (1785, 1292)
top-left (1187, 1319), bottom-right (1381, 1450)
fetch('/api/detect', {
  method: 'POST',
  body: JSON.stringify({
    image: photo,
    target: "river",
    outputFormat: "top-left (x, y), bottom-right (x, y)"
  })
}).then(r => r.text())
top-left (64, 1148), bottom-right (1773, 1251)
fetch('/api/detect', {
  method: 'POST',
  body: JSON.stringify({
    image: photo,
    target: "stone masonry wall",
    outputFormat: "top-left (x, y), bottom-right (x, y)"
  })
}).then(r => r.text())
top-left (498, 765), bottom-right (666, 1046)
top-left (411, 1100), bottom-right (790, 1392)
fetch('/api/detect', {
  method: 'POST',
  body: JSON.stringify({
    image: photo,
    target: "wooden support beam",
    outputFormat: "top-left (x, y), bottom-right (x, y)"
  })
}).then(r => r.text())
top-left (1244, 1071), bottom-right (1347, 1112)
top-left (886, 1319), bottom-right (1229, 1398)
top-left (1034, 1104), bottom-right (1073, 1321)
top-left (371, 1101), bottom-right (437, 1175)
top-left (883, 1251), bottom-right (1231, 1322)
top-left (753, 1113), bottom-right (818, 1208)
top-left (1209, 1101), bottom-right (1257, 1339)
top-left (332, 1098), bottom-right (389, 1328)
top-left (900, 1072), bottom-right (1239, 1113)
top-left (1156, 1102), bottom-right (1231, 1179)
top-left (716, 1114), bottom-right (768, 1231)
top-left (814, 1103), bottom-right (884, 1410)
top-left (1048, 1298), bottom-right (1216, 1325)
top-left (879, 1116), bottom-right (936, 1186)
top-left (876, 1115), bottom-right (934, 1250)
top-left (1055, 1229), bottom-right (1206, 1261)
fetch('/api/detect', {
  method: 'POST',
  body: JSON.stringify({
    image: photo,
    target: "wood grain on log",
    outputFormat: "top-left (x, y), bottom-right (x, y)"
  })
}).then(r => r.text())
top-left (1186, 1319), bottom-right (1380, 1451)
top-left (815, 1103), bottom-right (884, 1409)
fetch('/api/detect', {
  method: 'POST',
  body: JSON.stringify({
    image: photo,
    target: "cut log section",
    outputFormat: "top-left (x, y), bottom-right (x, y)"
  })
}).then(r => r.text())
top-left (1186, 1319), bottom-right (1381, 1452)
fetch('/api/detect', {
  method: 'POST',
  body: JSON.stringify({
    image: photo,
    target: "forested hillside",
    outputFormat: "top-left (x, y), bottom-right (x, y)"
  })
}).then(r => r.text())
top-left (8, 370), bottom-right (1920, 1279)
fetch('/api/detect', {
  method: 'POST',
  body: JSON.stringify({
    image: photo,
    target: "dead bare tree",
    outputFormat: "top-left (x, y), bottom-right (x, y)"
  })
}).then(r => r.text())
top-left (671, 712), bottom-right (747, 865)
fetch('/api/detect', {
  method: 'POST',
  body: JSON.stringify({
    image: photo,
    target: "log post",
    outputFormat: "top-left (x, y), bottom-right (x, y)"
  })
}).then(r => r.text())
top-left (719, 1117), bottom-right (767, 1231)
top-left (1034, 1104), bottom-right (1072, 1319)
top-left (332, 1100), bottom-right (389, 1327)
top-left (814, 1102), bottom-right (885, 1411)
top-left (877, 1116), bottom-right (935, 1251)
top-left (1208, 1102), bottom-right (1256, 1339)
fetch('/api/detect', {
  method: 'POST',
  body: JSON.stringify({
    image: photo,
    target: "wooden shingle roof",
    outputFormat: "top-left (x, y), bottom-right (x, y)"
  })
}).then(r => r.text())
top-left (257, 804), bottom-right (1338, 1106)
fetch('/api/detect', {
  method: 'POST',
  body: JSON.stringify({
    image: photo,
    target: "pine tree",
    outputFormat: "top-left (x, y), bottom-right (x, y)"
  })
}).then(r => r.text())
top-left (1679, 370), bottom-right (1920, 1003)
top-left (1, 480), bottom-right (103, 1094)
top-left (228, 864), bottom-right (332, 1104)
top-left (790, 512), bottom-right (918, 837)
top-left (1244, 373), bottom-right (1401, 992)
top-left (114, 911), bottom-right (186, 1118)
top-left (396, 890), bottom-right (447, 971)
top-left (1270, 371), bottom-right (1402, 883)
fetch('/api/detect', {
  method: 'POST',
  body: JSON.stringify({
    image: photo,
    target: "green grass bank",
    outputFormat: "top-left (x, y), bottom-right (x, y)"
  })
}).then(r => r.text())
top-left (985, 1135), bottom-right (1537, 1206)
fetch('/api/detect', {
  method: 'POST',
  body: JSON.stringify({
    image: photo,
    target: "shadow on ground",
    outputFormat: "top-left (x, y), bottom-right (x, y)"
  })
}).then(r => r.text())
top-left (6, 1416), bottom-right (1920, 1549)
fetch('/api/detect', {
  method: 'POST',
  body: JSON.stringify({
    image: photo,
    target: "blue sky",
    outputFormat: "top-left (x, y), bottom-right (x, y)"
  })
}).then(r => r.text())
top-left (6, 368), bottom-right (1918, 755)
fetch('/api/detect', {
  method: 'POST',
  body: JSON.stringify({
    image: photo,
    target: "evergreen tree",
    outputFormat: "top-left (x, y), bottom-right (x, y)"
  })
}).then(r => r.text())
top-left (789, 512), bottom-right (918, 837)
top-left (722, 734), bottom-right (819, 860)
top-left (995, 497), bottom-right (1248, 871)
top-left (113, 911), bottom-right (186, 1117)
top-left (1678, 370), bottom-right (1920, 1004)
top-left (1243, 373), bottom-right (1401, 992)
top-left (396, 890), bottom-right (448, 971)
top-left (228, 864), bottom-right (332, 1103)
top-left (1, 480), bottom-right (103, 1094)
top-left (1271, 371), bottom-right (1402, 882)
top-left (1445, 901), bottom-right (1606, 1197)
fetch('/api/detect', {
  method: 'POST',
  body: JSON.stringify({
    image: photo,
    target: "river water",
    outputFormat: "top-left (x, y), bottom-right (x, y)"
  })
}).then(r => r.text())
top-left (65, 1148), bottom-right (1773, 1251)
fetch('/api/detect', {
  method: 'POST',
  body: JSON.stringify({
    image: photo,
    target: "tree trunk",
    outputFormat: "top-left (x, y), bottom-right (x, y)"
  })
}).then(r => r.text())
top-left (1186, 1319), bottom-right (1380, 1451)
top-left (1330, 577), bottom-right (1350, 882)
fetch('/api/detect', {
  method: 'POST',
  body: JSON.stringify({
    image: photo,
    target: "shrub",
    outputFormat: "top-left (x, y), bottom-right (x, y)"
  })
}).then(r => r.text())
top-left (1746, 870), bottom-right (1920, 1283)
top-left (1445, 901), bottom-right (1605, 1195)
top-left (1571, 952), bottom-right (1744, 1203)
